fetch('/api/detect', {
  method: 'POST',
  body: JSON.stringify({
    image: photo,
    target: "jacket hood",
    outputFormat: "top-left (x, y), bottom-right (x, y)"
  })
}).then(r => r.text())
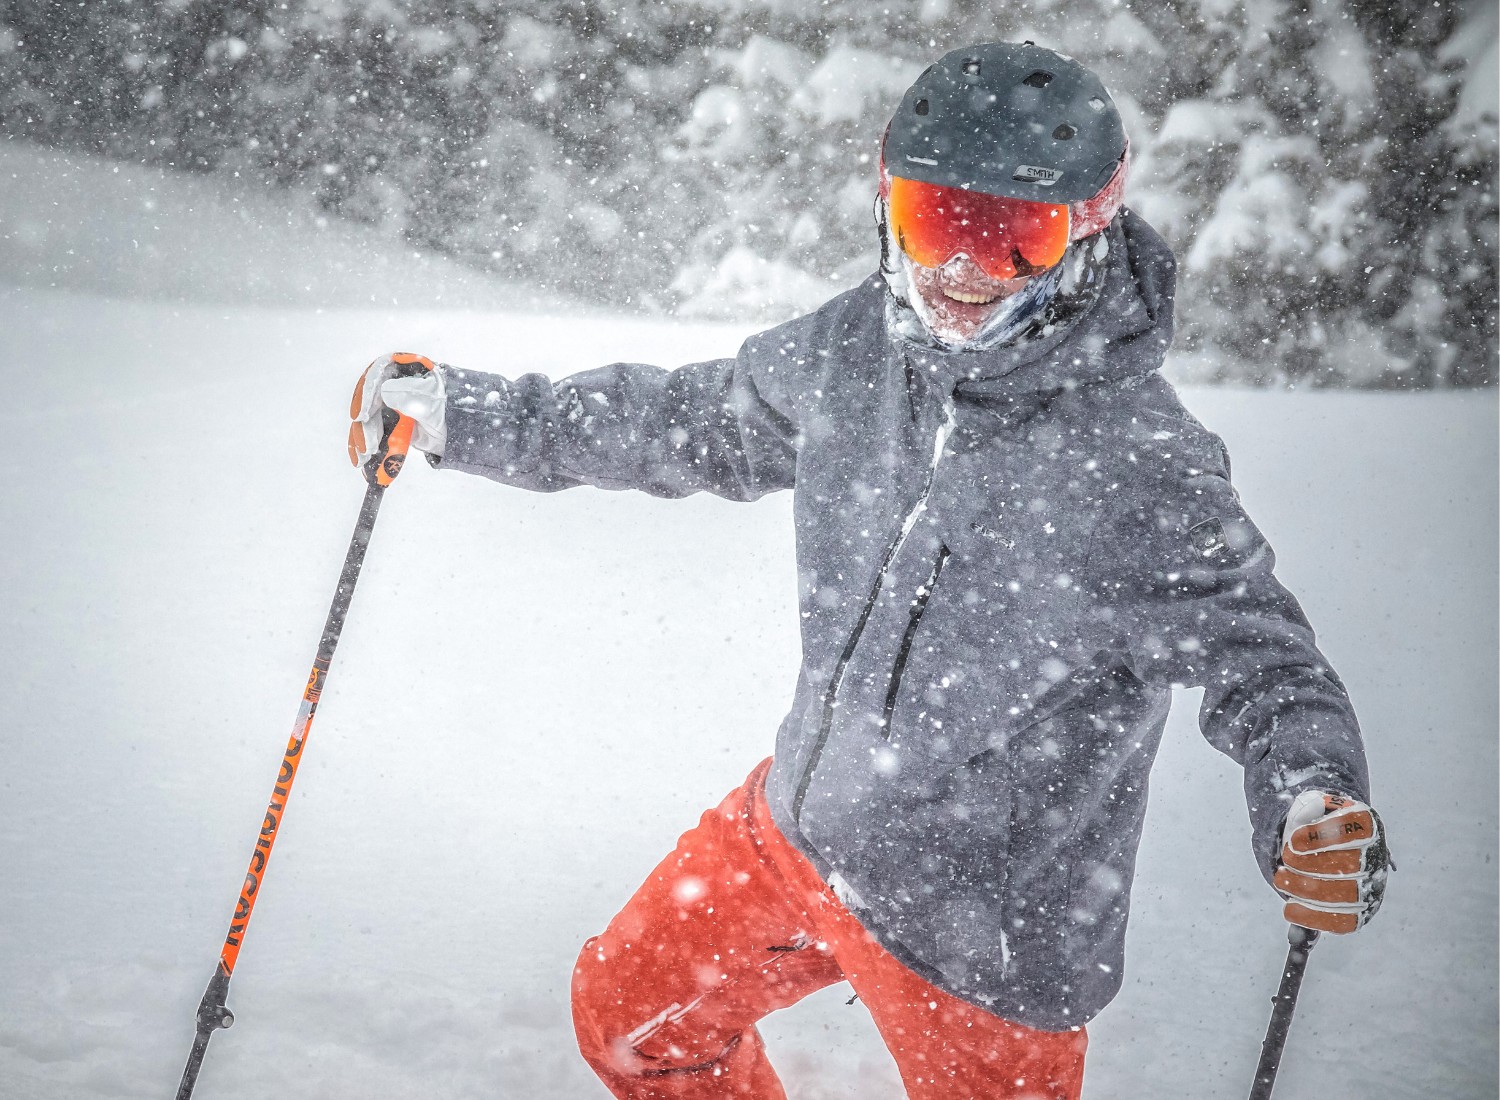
top-left (894, 208), bottom-right (1177, 399)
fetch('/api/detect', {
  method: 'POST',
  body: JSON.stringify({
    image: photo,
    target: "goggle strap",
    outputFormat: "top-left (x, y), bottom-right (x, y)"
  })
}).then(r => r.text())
top-left (1069, 140), bottom-right (1130, 240)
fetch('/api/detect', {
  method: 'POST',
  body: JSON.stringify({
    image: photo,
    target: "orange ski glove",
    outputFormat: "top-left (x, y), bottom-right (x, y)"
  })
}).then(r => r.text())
top-left (1274, 790), bottom-right (1389, 934)
top-left (348, 353), bottom-right (446, 485)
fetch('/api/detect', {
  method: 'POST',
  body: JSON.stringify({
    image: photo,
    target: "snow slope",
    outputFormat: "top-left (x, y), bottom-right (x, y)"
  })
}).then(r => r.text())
top-left (0, 140), bottom-right (561, 311)
top-left (0, 144), bottom-right (1495, 1099)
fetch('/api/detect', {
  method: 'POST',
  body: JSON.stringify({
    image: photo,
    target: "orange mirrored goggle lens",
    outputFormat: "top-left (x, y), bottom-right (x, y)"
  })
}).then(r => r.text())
top-left (887, 175), bottom-right (1070, 282)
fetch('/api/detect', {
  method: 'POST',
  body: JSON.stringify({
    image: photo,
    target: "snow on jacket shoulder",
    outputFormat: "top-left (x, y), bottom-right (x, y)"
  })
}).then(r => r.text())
top-left (435, 209), bottom-right (1370, 1030)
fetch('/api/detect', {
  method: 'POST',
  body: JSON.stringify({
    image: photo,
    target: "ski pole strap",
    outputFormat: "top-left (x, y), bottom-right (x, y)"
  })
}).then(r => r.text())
top-left (1248, 925), bottom-right (1320, 1100)
top-left (364, 405), bottom-right (415, 487)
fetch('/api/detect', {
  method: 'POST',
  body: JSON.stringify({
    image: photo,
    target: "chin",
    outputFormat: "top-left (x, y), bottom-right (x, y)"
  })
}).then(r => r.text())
top-left (905, 260), bottom-right (1027, 348)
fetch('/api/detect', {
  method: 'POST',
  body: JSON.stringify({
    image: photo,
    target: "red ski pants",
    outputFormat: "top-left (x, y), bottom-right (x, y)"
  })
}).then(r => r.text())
top-left (571, 759), bottom-right (1087, 1099)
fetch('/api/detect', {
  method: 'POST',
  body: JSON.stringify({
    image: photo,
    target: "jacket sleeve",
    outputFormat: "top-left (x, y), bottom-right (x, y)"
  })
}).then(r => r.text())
top-left (434, 343), bottom-right (800, 501)
top-left (1089, 442), bottom-right (1371, 883)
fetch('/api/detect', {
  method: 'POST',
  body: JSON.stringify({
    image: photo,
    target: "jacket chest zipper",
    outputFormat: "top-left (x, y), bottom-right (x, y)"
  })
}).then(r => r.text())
top-left (791, 392), bottom-right (956, 824)
top-left (880, 544), bottom-right (950, 742)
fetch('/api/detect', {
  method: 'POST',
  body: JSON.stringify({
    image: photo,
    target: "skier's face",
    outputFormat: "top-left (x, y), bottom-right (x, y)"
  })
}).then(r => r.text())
top-left (906, 254), bottom-right (1035, 346)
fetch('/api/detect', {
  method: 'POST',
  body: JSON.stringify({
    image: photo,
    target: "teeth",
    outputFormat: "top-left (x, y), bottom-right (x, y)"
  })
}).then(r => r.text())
top-left (944, 289), bottom-right (999, 304)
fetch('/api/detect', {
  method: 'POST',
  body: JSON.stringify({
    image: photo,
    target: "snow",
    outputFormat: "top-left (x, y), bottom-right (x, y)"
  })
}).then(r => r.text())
top-left (1185, 131), bottom-right (1322, 273)
top-left (716, 35), bottom-right (815, 92)
top-left (789, 46), bottom-right (926, 127)
top-left (679, 84), bottom-right (758, 159)
top-left (0, 140), bottom-right (548, 311)
top-left (1, 143), bottom-right (1496, 1099)
top-left (1310, 21), bottom-right (1375, 124)
top-left (1443, 0), bottom-right (1500, 134)
top-left (671, 245), bottom-right (846, 320)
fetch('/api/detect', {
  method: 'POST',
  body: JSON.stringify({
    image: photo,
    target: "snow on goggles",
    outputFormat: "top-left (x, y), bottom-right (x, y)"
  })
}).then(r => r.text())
top-left (886, 175), bottom-right (1070, 281)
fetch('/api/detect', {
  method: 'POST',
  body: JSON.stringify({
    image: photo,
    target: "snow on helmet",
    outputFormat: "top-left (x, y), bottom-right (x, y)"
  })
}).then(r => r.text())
top-left (882, 41), bottom-right (1129, 241)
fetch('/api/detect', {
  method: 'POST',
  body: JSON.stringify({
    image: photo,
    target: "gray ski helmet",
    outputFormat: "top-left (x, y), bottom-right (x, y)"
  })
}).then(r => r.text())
top-left (883, 42), bottom-right (1126, 205)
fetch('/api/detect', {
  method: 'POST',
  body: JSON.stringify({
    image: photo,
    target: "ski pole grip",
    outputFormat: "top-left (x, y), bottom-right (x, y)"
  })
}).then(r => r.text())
top-left (363, 407), bottom-right (416, 487)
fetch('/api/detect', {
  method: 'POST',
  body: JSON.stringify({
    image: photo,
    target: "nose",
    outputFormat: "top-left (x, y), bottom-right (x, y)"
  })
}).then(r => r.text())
top-left (939, 254), bottom-right (987, 279)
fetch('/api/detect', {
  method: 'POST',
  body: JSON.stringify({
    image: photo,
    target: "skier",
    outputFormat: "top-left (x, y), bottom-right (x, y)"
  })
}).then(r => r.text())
top-left (348, 42), bottom-right (1388, 1099)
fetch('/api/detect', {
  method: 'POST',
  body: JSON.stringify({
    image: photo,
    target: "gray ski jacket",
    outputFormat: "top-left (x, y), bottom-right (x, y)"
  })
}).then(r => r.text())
top-left (437, 209), bottom-right (1370, 1029)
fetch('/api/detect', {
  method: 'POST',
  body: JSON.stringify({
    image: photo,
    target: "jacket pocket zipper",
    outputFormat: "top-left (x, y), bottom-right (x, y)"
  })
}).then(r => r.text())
top-left (880, 545), bottom-right (949, 741)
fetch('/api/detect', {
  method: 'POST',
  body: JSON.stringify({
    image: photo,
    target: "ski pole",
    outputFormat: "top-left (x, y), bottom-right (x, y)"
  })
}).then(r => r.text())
top-left (1247, 924), bottom-right (1320, 1100)
top-left (176, 400), bottom-right (416, 1100)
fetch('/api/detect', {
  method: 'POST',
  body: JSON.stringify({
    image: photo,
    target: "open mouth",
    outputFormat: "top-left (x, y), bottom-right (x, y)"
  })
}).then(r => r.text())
top-left (903, 254), bottom-right (1036, 344)
top-left (925, 255), bottom-right (1024, 313)
top-left (942, 288), bottom-right (1001, 305)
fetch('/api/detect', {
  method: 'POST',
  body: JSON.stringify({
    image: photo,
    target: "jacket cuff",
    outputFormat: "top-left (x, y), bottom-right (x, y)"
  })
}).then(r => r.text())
top-left (1245, 737), bottom-right (1370, 883)
top-left (435, 365), bottom-right (509, 474)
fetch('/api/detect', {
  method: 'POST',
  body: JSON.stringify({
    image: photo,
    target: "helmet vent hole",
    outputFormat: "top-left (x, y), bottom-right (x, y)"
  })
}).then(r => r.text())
top-left (914, 98), bottom-right (929, 116)
top-left (1053, 123), bottom-right (1077, 140)
top-left (1022, 71), bottom-right (1053, 88)
top-left (962, 58), bottom-right (982, 77)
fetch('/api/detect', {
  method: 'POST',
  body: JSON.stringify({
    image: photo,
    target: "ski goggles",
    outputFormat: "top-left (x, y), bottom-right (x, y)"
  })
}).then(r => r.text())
top-left (885, 175), bottom-right (1070, 281)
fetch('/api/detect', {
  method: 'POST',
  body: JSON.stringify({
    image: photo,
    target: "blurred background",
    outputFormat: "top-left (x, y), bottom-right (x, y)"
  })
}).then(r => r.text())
top-left (1, 0), bottom-right (1495, 386)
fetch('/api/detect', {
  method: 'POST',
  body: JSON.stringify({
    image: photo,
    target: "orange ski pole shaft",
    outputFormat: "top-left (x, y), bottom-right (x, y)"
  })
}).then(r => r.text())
top-left (176, 481), bottom-right (383, 1098)
top-left (178, 406), bottom-right (417, 1099)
